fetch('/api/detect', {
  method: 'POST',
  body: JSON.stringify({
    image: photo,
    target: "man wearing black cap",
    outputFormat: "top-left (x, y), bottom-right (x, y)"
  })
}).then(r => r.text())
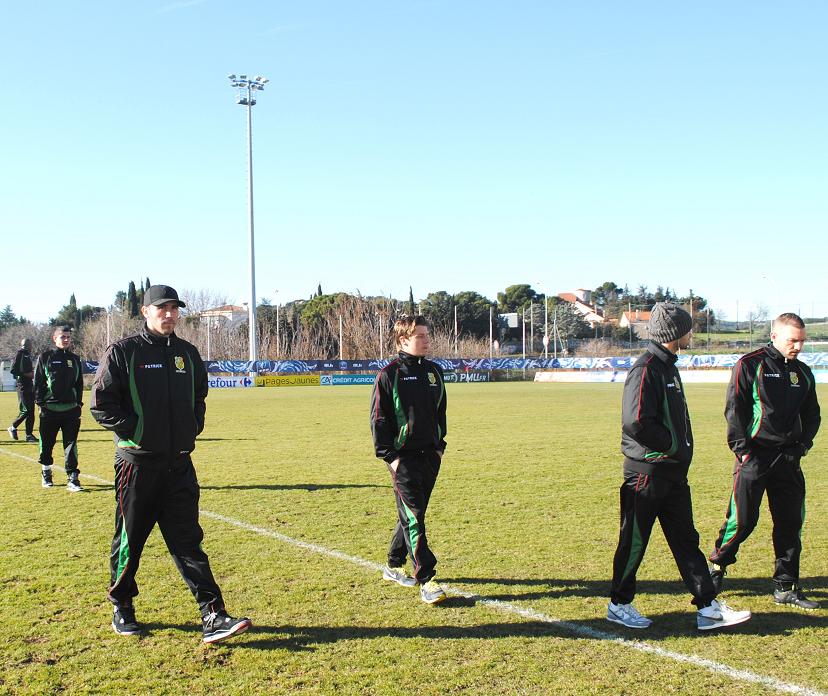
top-left (34, 327), bottom-right (84, 491)
top-left (708, 312), bottom-right (821, 610)
top-left (8, 338), bottom-right (38, 443)
top-left (90, 284), bottom-right (252, 643)
top-left (608, 302), bottom-right (750, 631)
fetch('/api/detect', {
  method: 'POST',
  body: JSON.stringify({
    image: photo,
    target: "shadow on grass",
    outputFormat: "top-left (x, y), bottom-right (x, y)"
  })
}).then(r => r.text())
top-left (439, 576), bottom-right (828, 602)
top-left (228, 609), bottom-right (828, 651)
top-left (200, 483), bottom-right (385, 491)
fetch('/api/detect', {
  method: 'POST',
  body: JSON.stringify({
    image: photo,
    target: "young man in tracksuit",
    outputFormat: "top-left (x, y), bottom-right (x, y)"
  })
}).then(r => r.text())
top-left (709, 312), bottom-right (821, 610)
top-left (34, 327), bottom-right (84, 491)
top-left (90, 284), bottom-right (251, 643)
top-left (371, 315), bottom-right (448, 604)
top-left (8, 338), bottom-right (38, 443)
top-left (609, 302), bottom-right (750, 631)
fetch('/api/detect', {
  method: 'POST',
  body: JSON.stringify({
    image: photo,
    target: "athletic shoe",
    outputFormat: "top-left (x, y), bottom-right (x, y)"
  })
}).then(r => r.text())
top-left (202, 610), bottom-right (252, 644)
top-left (112, 605), bottom-right (142, 636)
top-left (419, 579), bottom-right (447, 605)
top-left (697, 598), bottom-right (751, 631)
top-left (7, 426), bottom-right (18, 440)
top-left (25, 435), bottom-right (38, 443)
top-left (67, 475), bottom-right (84, 493)
top-left (709, 564), bottom-right (726, 594)
top-left (773, 586), bottom-right (820, 611)
top-left (41, 469), bottom-right (53, 488)
top-left (383, 565), bottom-right (417, 587)
top-left (607, 602), bottom-right (652, 629)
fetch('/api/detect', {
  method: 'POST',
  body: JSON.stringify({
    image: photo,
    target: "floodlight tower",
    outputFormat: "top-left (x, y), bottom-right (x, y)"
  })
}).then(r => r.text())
top-left (228, 73), bottom-right (269, 367)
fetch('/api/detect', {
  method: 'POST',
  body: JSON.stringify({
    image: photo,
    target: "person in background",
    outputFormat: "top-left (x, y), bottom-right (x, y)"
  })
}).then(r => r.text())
top-left (8, 338), bottom-right (38, 443)
top-left (34, 327), bottom-right (84, 491)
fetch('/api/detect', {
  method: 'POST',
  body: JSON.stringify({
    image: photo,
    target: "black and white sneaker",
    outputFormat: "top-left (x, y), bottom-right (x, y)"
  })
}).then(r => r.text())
top-left (41, 468), bottom-right (53, 488)
top-left (67, 474), bottom-right (84, 493)
top-left (7, 426), bottom-right (18, 440)
top-left (112, 605), bottom-right (142, 636)
top-left (202, 610), bottom-right (252, 644)
top-left (774, 586), bottom-right (820, 611)
top-left (25, 434), bottom-right (38, 443)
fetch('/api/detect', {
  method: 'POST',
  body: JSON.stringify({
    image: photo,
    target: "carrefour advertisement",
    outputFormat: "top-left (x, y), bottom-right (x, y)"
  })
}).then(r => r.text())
top-left (208, 376), bottom-right (255, 389)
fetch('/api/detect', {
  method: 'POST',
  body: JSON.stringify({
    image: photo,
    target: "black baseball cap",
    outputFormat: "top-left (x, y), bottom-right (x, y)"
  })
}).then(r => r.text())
top-left (144, 285), bottom-right (186, 308)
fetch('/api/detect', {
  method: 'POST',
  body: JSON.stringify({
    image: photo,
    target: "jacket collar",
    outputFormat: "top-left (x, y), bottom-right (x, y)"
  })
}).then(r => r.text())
top-left (140, 324), bottom-right (177, 347)
top-left (764, 342), bottom-right (790, 364)
top-left (398, 350), bottom-right (425, 366)
top-left (646, 340), bottom-right (678, 366)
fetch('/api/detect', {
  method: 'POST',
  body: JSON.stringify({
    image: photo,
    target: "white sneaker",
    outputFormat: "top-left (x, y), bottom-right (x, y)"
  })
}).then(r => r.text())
top-left (382, 565), bottom-right (417, 587)
top-left (697, 598), bottom-right (751, 631)
top-left (607, 602), bottom-right (652, 629)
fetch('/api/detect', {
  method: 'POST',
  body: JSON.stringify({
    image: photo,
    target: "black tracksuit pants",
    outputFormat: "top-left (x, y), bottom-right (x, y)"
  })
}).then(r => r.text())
top-left (387, 450), bottom-right (441, 583)
top-left (38, 408), bottom-right (80, 475)
top-left (709, 448), bottom-right (806, 589)
top-left (12, 382), bottom-right (35, 435)
top-left (109, 454), bottom-right (224, 616)
top-left (611, 472), bottom-right (716, 607)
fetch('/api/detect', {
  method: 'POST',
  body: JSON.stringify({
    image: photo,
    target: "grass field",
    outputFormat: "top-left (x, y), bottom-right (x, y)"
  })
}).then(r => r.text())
top-left (1, 383), bottom-right (827, 696)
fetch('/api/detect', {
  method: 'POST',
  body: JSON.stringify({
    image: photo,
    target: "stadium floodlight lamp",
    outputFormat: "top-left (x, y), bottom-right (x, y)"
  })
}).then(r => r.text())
top-left (227, 72), bottom-right (269, 371)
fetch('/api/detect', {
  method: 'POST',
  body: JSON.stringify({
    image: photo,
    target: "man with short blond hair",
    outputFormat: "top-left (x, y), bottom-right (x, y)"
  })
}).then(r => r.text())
top-left (371, 314), bottom-right (448, 604)
top-left (709, 312), bottom-right (821, 609)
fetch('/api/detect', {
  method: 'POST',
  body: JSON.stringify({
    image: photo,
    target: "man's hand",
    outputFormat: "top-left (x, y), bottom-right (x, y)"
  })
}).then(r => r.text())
top-left (782, 443), bottom-right (808, 463)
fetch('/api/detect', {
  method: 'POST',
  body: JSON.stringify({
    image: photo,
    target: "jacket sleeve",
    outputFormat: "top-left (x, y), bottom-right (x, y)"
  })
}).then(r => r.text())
top-left (74, 353), bottom-right (84, 408)
top-left (33, 353), bottom-right (47, 405)
top-left (622, 364), bottom-right (672, 453)
top-left (370, 369), bottom-right (398, 463)
top-left (193, 347), bottom-right (208, 436)
top-left (89, 344), bottom-right (138, 439)
top-left (436, 365), bottom-right (447, 453)
top-left (799, 367), bottom-right (821, 453)
top-left (725, 358), bottom-right (754, 458)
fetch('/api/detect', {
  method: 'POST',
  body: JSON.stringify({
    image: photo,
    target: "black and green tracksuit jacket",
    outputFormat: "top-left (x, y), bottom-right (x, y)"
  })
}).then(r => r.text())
top-left (621, 341), bottom-right (693, 482)
top-left (90, 326), bottom-right (207, 464)
top-left (11, 348), bottom-right (34, 386)
top-left (33, 349), bottom-right (84, 412)
top-left (725, 343), bottom-right (821, 459)
top-left (371, 351), bottom-right (447, 463)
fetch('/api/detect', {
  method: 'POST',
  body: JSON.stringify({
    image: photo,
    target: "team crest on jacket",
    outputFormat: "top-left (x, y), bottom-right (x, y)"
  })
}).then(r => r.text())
top-left (428, 372), bottom-right (436, 385)
top-left (790, 372), bottom-right (799, 386)
top-left (175, 356), bottom-right (185, 372)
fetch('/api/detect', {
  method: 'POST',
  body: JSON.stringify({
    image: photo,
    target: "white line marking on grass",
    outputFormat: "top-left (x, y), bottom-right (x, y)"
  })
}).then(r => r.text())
top-left (1, 447), bottom-right (825, 696)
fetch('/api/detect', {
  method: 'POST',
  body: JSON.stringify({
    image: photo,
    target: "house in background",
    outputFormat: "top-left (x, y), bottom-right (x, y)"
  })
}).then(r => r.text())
top-left (619, 309), bottom-right (652, 339)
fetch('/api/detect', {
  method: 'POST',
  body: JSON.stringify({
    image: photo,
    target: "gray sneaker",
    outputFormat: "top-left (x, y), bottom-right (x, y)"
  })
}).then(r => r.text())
top-left (67, 476), bottom-right (84, 493)
top-left (420, 579), bottom-right (447, 604)
top-left (697, 598), bottom-right (751, 631)
top-left (774, 586), bottom-right (819, 611)
top-left (25, 434), bottom-right (38, 443)
top-left (607, 602), bottom-right (652, 629)
top-left (383, 565), bottom-right (417, 587)
top-left (7, 426), bottom-right (18, 440)
top-left (41, 468), bottom-right (53, 488)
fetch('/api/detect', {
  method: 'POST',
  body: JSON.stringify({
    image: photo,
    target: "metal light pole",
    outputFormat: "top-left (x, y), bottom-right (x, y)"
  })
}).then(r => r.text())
top-left (228, 74), bottom-right (269, 368)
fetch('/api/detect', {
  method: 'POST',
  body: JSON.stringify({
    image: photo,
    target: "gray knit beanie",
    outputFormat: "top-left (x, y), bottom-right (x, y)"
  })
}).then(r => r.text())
top-left (648, 302), bottom-right (692, 343)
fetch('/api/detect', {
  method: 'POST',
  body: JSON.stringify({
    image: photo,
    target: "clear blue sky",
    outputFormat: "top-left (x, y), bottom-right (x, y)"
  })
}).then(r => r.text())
top-left (2, 1), bottom-right (826, 323)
